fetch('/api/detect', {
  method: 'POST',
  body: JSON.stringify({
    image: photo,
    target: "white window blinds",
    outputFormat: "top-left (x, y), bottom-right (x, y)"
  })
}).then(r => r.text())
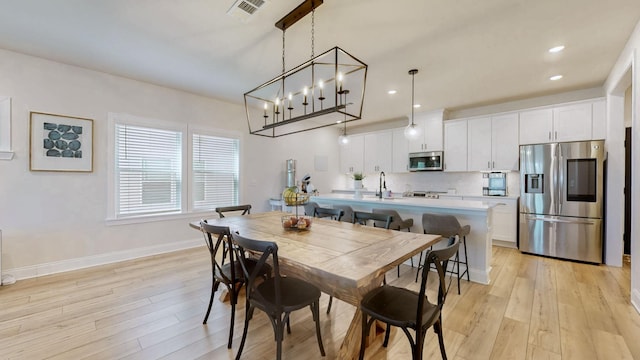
top-left (192, 133), bottom-right (239, 211)
top-left (115, 124), bottom-right (182, 216)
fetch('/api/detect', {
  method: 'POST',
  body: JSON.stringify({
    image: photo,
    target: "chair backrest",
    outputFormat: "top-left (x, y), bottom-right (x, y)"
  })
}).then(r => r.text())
top-left (333, 205), bottom-right (354, 222)
top-left (416, 239), bottom-right (460, 326)
top-left (372, 208), bottom-right (402, 229)
top-left (313, 207), bottom-right (344, 221)
top-left (422, 213), bottom-right (463, 238)
top-left (304, 201), bottom-right (319, 216)
top-left (231, 233), bottom-right (283, 309)
top-left (352, 211), bottom-right (393, 229)
top-left (215, 204), bottom-right (251, 218)
top-left (200, 220), bottom-right (235, 283)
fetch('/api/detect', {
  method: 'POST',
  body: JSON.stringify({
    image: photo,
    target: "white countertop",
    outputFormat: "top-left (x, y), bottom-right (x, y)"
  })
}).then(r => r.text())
top-left (311, 193), bottom-right (496, 212)
top-left (331, 189), bottom-right (519, 200)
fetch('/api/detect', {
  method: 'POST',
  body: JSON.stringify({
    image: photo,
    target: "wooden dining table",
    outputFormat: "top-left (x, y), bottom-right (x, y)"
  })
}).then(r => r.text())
top-left (190, 211), bottom-right (442, 360)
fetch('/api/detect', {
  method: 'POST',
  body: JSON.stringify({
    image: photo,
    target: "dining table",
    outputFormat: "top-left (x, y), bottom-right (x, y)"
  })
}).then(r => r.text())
top-left (190, 211), bottom-right (442, 360)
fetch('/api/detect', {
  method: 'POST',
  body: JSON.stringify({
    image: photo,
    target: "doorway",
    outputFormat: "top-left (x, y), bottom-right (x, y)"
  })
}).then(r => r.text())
top-left (624, 126), bottom-right (632, 256)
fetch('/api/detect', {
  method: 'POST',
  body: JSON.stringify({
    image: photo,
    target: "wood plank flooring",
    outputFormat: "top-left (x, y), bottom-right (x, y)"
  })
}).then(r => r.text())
top-left (0, 246), bottom-right (638, 359)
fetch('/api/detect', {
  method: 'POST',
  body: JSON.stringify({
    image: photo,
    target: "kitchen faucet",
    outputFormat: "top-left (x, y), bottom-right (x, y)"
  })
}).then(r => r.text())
top-left (378, 171), bottom-right (386, 198)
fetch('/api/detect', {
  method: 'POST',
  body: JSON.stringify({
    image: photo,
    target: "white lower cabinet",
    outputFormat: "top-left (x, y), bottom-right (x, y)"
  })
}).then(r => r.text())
top-left (463, 196), bottom-right (518, 247)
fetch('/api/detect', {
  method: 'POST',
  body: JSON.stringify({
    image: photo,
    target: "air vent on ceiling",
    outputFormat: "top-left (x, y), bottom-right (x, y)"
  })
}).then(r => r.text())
top-left (227, 0), bottom-right (267, 22)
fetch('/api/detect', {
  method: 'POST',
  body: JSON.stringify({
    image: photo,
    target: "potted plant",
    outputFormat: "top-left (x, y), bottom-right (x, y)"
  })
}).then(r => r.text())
top-left (352, 172), bottom-right (365, 189)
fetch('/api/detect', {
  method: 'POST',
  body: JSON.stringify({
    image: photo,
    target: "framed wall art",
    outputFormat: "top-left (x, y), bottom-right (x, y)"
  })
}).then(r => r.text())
top-left (30, 112), bottom-right (94, 172)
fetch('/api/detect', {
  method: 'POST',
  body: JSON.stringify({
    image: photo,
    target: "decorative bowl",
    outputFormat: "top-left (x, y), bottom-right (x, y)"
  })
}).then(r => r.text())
top-left (281, 215), bottom-right (312, 231)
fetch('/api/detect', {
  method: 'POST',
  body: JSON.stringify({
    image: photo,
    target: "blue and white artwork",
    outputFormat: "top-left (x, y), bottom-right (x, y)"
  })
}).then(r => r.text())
top-left (42, 122), bottom-right (83, 158)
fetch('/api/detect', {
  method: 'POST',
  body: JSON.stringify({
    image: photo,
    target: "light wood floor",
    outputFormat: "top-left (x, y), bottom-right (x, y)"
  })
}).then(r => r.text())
top-left (1, 246), bottom-right (638, 360)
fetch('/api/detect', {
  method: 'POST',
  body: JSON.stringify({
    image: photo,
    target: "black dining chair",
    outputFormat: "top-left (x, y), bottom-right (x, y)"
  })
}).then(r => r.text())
top-left (359, 238), bottom-right (460, 360)
top-left (200, 221), bottom-right (271, 349)
top-left (215, 204), bottom-right (251, 218)
top-left (313, 206), bottom-right (344, 221)
top-left (421, 213), bottom-right (470, 293)
top-left (231, 232), bottom-right (326, 360)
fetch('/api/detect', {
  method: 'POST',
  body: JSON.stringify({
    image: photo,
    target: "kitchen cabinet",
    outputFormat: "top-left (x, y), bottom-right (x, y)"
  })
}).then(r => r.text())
top-left (339, 134), bottom-right (364, 174)
top-left (467, 113), bottom-right (518, 172)
top-left (407, 110), bottom-right (444, 152)
top-left (364, 131), bottom-right (392, 173)
top-left (462, 196), bottom-right (518, 247)
top-left (519, 100), bottom-right (599, 144)
top-left (392, 128), bottom-right (409, 173)
top-left (443, 119), bottom-right (467, 171)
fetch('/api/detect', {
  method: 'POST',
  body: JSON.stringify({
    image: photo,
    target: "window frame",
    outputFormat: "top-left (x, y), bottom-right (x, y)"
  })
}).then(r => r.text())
top-left (107, 113), bottom-right (243, 225)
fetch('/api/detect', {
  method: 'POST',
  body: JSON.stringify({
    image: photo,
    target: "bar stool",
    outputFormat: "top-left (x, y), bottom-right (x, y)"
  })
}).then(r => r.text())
top-left (420, 213), bottom-right (470, 294)
top-left (372, 209), bottom-right (414, 276)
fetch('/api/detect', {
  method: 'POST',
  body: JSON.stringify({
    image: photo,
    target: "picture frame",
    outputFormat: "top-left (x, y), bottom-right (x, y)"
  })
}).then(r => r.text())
top-left (29, 112), bottom-right (94, 172)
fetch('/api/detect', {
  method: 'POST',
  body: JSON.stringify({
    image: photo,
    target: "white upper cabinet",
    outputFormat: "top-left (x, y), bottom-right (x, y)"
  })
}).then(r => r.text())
top-left (392, 128), bottom-right (409, 173)
top-left (339, 134), bottom-right (364, 174)
top-left (443, 119), bottom-right (467, 171)
top-left (407, 110), bottom-right (444, 152)
top-left (467, 113), bottom-right (519, 171)
top-left (491, 113), bottom-right (519, 171)
top-left (519, 108), bottom-right (553, 144)
top-left (519, 100), bottom-right (600, 144)
top-left (364, 131), bottom-right (392, 173)
top-left (467, 117), bottom-right (492, 171)
top-left (553, 102), bottom-right (592, 142)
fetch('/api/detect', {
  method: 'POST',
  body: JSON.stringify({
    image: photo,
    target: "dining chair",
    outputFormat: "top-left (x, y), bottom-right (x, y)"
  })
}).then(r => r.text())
top-left (359, 239), bottom-right (460, 360)
top-left (352, 211), bottom-right (393, 229)
top-left (333, 204), bottom-right (354, 222)
top-left (373, 208), bottom-right (415, 276)
top-left (231, 232), bottom-right (325, 360)
top-left (200, 221), bottom-right (246, 348)
top-left (313, 206), bottom-right (344, 220)
top-left (215, 204), bottom-right (252, 218)
top-left (420, 213), bottom-right (470, 294)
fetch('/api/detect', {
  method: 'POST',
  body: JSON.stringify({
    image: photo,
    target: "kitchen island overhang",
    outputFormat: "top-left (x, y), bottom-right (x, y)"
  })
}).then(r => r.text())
top-left (311, 194), bottom-right (496, 285)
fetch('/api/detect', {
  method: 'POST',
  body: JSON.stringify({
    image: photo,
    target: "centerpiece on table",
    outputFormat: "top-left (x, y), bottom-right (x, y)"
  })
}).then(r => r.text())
top-left (281, 186), bottom-right (312, 230)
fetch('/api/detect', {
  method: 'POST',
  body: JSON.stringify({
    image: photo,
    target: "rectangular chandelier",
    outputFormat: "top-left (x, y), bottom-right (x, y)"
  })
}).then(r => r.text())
top-left (244, 46), bottom-right (368, 137)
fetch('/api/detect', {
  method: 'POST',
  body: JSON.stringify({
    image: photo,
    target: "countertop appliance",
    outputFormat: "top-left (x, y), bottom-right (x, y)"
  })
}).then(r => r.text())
top-left (483, 172), bottom-right (507, 196)
top-left (404, 190), bottom-right (443, 199)
top-left (519, 140), bottom-right (604, 263)
top-left (408, 151), bottom-right (443, 171)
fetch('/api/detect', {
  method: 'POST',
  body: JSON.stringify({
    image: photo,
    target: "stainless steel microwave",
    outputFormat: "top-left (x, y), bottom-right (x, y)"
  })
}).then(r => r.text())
top-left (408, 151), bottom-right (443, 171)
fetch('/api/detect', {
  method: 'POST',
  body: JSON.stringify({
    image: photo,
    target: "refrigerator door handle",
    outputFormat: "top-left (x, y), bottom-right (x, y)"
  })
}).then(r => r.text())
top-left (525, 215), bottom-right (596, 225)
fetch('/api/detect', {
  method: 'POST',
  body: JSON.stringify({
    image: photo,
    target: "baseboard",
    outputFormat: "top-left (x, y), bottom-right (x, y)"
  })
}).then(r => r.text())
top-left (492, 239), bottom-right (517, 248)
top-left (3, 238), bottom-right (203, 283)
top-left (632, 289), bottom-right (640, 315)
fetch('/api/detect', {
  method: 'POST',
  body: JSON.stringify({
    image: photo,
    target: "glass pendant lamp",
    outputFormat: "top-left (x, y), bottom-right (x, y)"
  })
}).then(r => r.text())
top-left (404, 69), bottom-right (422, 140)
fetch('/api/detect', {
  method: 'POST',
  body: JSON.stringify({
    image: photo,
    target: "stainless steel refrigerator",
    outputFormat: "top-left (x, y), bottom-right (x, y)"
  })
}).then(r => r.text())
top-left (519, 140), bottom-right (604, 263)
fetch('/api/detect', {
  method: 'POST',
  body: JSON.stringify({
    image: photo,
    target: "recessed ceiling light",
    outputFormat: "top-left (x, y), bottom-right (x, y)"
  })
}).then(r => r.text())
top-left (388, 90), bottom-right (397, 95)
top-left (549, 45), bottom-right (565, 53)
top-left (413, 104), bottom-right (421, 108)
top-left (550, 75), bottom-right (563, 81)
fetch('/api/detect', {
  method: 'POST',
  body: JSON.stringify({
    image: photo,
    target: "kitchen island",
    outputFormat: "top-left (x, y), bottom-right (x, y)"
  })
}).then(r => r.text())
top-left (311, 193), bottom-right (496, 284)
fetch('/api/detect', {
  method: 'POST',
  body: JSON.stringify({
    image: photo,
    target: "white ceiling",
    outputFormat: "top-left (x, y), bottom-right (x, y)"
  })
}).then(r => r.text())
top-left (0, 0), bottom-right (638, 126)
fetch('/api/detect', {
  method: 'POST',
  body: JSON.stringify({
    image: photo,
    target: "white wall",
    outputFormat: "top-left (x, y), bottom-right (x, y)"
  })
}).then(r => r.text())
top-left (0, 49), bottom-right (340, 280)
top-left (604, 19), bottom-right (640, 312)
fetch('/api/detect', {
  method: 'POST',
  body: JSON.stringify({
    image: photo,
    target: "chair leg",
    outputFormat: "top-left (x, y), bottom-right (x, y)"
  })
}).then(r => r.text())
top-left (359, 314), bottom-right (372, 360)
top-left (327, 295), bottom-right (333, 314)
top-left (415, 250), bottom-right (425, 283)
top-left (276, 317), bottom-right (283, 360)
top-left (234, 302), bottom-right (252, 360)
top-left (285, 313), bottom-right (291, 334)
top-left (312, 301), bottom-right (326, 356)
top-left (202, 279), bottom-right (218, 324)
top-left (383, 323), bottom-right (391, 347)
top-left (456, 249), bottom-right (461, 295)
top-left (228, 288), bottom-right (236, 348)
top-left (463, 235), bottom-right (470, 282)
top-left (435, 318), bottom-right (447, 360)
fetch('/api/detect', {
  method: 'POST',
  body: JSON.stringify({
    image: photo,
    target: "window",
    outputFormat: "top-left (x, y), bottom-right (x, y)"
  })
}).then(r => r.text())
top-left (108, 113), bottom-right (241, 222)
top-left (192, 134), bottom-right (240, 211)
top-left (115, 124), bottom-right (183, 217)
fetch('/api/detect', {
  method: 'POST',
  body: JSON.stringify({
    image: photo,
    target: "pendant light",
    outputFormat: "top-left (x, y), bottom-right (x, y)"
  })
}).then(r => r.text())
top-left (338, 90), bottom-right (350, 145)
top-left (404, 69), bottom-right (422, 140)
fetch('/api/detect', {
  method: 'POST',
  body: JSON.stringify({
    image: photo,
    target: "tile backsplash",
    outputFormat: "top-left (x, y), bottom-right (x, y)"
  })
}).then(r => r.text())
top-left (340, 171), bottom-right (521, 196)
